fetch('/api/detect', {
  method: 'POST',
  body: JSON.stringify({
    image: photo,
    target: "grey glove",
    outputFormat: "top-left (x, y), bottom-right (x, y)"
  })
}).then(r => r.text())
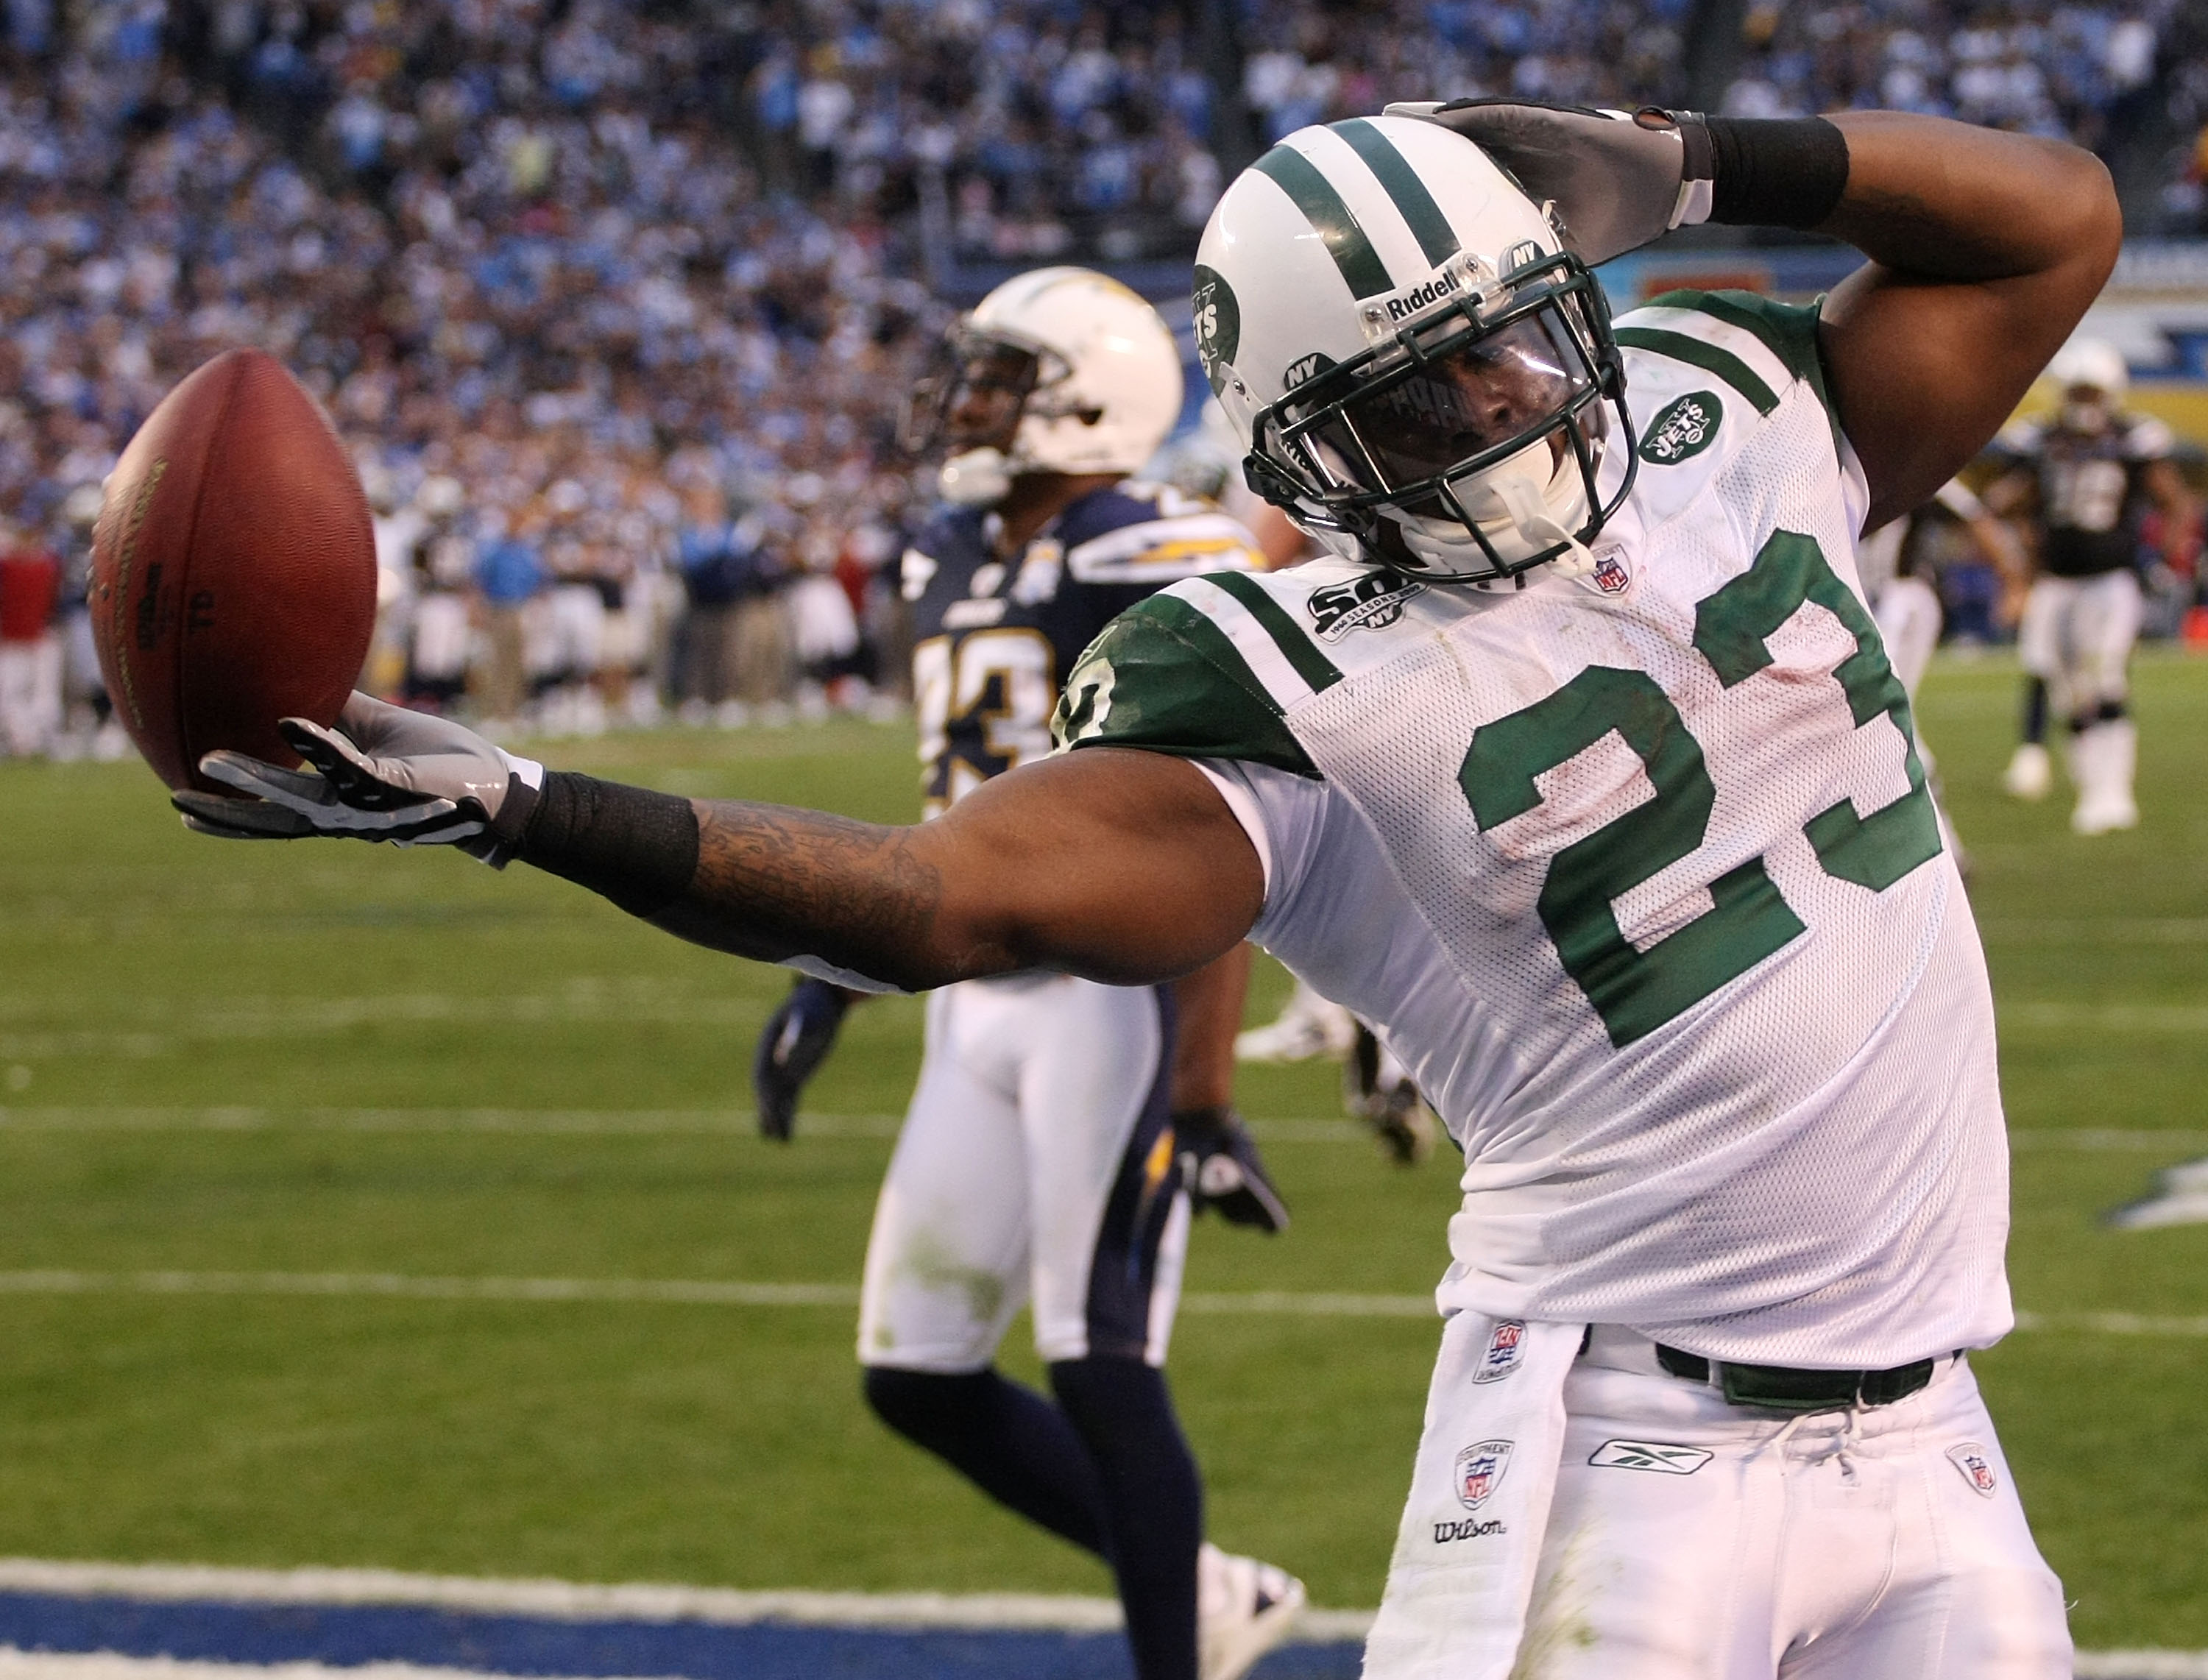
top-left (173, 692), bottom-right (543, 863)
top-left (1381, 99), bottom-right (1711, 266)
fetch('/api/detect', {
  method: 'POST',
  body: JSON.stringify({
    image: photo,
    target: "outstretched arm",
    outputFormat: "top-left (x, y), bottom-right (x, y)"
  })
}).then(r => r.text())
top-left (1815, 113), bottom-right (2121, 531)
top-left (180, 695), bottom-right (1266, 993)
top-left (629, 747), bottom-right (1264, 992)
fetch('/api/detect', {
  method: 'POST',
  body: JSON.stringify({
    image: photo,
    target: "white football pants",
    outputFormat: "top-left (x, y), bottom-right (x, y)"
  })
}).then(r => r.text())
top-left (1515, 1340), bottom-right (2069, 1679)
top-left (0, 634), bottom-right (63, 756)
top-left (2017, 570), bottom-right (2140, 720)
top-left (1872, 575), bottom-right (1942, 703)
top-left (859, 973), bottom-right (1190, 1372)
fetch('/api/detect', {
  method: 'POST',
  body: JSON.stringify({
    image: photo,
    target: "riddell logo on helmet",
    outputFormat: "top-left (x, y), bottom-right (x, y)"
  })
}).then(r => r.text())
top-left (1382, 269), bottom-right (1465, 322)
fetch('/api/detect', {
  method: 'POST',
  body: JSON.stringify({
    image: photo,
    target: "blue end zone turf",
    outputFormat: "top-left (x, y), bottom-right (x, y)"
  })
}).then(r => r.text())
top-left (0, 1592), bottom-right (1364, 1680)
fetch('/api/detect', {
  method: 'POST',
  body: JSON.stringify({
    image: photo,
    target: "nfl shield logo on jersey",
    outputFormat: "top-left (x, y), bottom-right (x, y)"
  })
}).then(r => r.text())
top-left (1471, 1318), bottom-right (1526, 1383)
top-left (1947, 1442), bottom-right (1999, 1497)
top-left (1454, 1440), bottom-right (1513, 1510)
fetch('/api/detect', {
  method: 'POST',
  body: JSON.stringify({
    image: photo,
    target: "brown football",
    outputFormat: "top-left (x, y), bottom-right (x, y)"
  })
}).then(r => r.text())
top-left (90, 347), bottom-right (376, 794)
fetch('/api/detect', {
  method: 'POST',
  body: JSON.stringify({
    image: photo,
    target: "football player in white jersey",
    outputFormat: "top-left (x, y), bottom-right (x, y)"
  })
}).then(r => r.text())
top-left (1986, 339), bottom-right (2198, 832)
top-left (183, 100), bottom-right (2119, 1680)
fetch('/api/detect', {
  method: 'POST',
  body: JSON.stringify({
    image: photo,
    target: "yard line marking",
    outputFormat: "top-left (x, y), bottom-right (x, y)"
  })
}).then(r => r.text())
top-left (2011, 1311), bottom-right (2208, 1337)
top-left (0, 1109), bottom-right (1373, 1144)
top-left (2074, 1658), bottom-right (2208, 1680)
top-left (1978, 918), bottom-right (2208, 945)
top-left (0, 1272), bottom-right (2200, 1333)
top-left (0, 1272), bottom-right (863, 1309)
top-left (2009, 1129), bottom-right (2208, 1152)
top-left (1998, 1003), bottom-right (2208, 1032)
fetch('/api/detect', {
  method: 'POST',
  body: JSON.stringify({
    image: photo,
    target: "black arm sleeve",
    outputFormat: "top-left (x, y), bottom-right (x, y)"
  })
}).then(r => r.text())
top-left (515, 771), bottom-right (701, 918)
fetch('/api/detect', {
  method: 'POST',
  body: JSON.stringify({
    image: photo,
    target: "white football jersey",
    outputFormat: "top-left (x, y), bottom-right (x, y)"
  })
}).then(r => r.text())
top-left (1054, 291), bottom-right (2012, 1368)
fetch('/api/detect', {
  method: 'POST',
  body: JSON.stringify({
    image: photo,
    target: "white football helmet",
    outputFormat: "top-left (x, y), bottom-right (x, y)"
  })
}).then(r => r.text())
top-left (1195, 115), bottom-right (1633, 582)
top-left (905, 266), bottom-right (1186, 506)
top-left (2048, 337), bottom-right (2126, 433)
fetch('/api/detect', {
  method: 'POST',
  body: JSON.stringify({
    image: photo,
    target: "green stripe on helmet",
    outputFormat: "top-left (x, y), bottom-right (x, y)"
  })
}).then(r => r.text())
top-left (1331, 118), bottom-right (1462, 271)
top-left (1205, 570), bottom-right (1345, 695)
top-left (1616, 327), bottom-right (1779, 417)
top-left (1253, 144), bottom-right (1395, 302)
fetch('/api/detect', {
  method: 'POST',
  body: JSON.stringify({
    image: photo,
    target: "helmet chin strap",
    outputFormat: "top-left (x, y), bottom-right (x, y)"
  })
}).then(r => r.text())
top-left (1395, 444), bottom-right (1593, 579)
top-left (938, 447), bottom-right (1014, 507)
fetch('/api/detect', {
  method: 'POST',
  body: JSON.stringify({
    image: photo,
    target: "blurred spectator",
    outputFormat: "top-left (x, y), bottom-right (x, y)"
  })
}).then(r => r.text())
top-left (472, 511), bottom-right (545, 727)
top-left (0, 518), bottom-right (62, 756)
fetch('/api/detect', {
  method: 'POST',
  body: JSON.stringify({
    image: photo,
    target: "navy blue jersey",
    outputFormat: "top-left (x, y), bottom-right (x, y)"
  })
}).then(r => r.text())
top-left (901, 481), bottom-right (1259, 815)
top-left (1994, 411), bottom-right (2176, 578)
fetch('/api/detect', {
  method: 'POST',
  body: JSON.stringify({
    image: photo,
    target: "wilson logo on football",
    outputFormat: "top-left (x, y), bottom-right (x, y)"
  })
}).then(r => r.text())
top-left (1454, 1439), bottom-right (1512, 1510)
top-left (1638, 390), bottom-right (1724, 466)
top-left (1471, 1318), bottom-right (1526, 1383)
top-left (1306, 569), bottom-right (1424, 641)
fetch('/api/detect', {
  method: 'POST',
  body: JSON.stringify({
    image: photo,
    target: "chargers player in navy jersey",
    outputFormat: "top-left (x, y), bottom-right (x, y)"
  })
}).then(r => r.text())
top-left (750, 268), bottom-right (1303, 1680)
top-left (1986, 339), bottom-right (2198, 833)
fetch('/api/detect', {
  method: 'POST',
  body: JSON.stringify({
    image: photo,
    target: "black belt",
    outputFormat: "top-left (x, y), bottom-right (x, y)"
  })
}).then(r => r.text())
top-left (1654, 1343), bottom-right (1936, 1414)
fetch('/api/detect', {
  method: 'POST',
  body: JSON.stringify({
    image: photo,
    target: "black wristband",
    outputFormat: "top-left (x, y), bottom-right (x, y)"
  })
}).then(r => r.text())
top-left (1703, 116), bottom-right (1849, 230)
top-left (517, 770), bottom-right (701, 918)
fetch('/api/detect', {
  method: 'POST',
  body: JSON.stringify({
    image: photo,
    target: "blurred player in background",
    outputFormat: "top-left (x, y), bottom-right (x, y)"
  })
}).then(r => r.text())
top-left (1987, 339), bottom-right (2199, 833)
top-left (0, 520), bottom-right (63, 758)
top-left (1855, 477), bottom-right (2028, 862)
top-left (748, 268), bottom-right (1303, 1680)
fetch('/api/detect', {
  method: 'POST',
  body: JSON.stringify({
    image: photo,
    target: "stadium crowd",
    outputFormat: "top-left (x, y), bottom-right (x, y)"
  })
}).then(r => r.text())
top-left (0, 0), bottom-right (2203, 760)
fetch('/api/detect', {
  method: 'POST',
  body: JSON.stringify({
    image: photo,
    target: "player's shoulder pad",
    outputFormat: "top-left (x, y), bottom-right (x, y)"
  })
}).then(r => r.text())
top-left (901, 505), bottom-right (984, 600)
top-left (1058, 480), bottom-right (1262, 585)
top-left (1618, 288), bottom-right (1840, 452)
top-left (1052, 567), bottom-right (1344, 778)
top-left (2120, 413), bottom-right (2177, 460)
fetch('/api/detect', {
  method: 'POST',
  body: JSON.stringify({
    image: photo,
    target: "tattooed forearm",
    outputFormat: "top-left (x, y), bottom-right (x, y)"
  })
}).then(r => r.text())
top-left (645, 800), bottom-right (997, 990)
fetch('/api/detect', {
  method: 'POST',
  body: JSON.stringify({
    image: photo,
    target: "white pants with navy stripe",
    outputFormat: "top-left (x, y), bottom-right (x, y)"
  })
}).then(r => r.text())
top-left (858, 972), bottom-right (1190, 1372)
top-left (2017, 569), bottom-right (2140, 719)
top-left (1513, 1337), bottom-right (2070, 1679)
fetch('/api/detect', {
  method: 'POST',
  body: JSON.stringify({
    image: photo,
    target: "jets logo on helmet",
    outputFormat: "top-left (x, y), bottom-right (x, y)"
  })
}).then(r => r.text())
top-left (1197, 115), bottom-right (1636, 583)
top-left (904, 266), bottom-right (1186, 507)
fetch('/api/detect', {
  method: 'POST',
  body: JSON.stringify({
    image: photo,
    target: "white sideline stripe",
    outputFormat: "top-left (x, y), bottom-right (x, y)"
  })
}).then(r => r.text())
top-left (0, 1561), bottom-right (1376, 1640)
top-left (0, 1644), bottom-right (2198, 1680)
top-left (0, 1654), bottom-right (557, 1680)
top-left (0, 1272), bottom-right (2202, 1334)
top-left (0, 1109), bottom-right (1374, 1144)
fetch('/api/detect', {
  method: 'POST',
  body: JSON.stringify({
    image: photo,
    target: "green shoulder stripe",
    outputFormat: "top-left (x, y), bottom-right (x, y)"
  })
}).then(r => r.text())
top-left (1614, 325), bottom-right (1778, 417)
top-left (1203, 570), bottom-right (1345, 694)
top-left (1646, 288), bottom-right (1824, 389)
top-left (1640, 289), bottom-right (1841, 451)
top-left (1052, 595), bottom-right (1320, 779)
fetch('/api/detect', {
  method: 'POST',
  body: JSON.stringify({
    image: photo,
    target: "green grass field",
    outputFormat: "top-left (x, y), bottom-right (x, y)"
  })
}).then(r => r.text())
top-left (2, 651), bottom-right (2205, 1648)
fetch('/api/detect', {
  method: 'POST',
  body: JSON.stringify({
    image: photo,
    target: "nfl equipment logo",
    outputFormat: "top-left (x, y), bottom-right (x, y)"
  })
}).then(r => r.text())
top-left (1592, 553), bottom-right (1630, 595)
top-left (1947, 1442), bottom-right (1999, 1498)
top-left (1454, 1439), bottom-right (1513, 1510)
top-left (1472, 1319), bottom-right (1526, 1384)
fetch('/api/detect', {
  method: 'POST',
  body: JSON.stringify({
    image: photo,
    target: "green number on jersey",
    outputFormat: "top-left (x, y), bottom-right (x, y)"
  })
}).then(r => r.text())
top-left (1458, 529), bottom-right (1940, 1047)
top-left (1460, 666), bottom-right (1807, 1047)
top-left (1693, 529), bottom-right (1942, 890)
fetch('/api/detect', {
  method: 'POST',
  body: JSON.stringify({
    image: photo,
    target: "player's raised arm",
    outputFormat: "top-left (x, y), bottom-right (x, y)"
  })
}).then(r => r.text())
top-left (176, 692), bottom-right (1264, 994)
top-left (1393, 100), bottom-right (2120, 533)
top-left (1811, 111), bottom-right (2121, 531)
